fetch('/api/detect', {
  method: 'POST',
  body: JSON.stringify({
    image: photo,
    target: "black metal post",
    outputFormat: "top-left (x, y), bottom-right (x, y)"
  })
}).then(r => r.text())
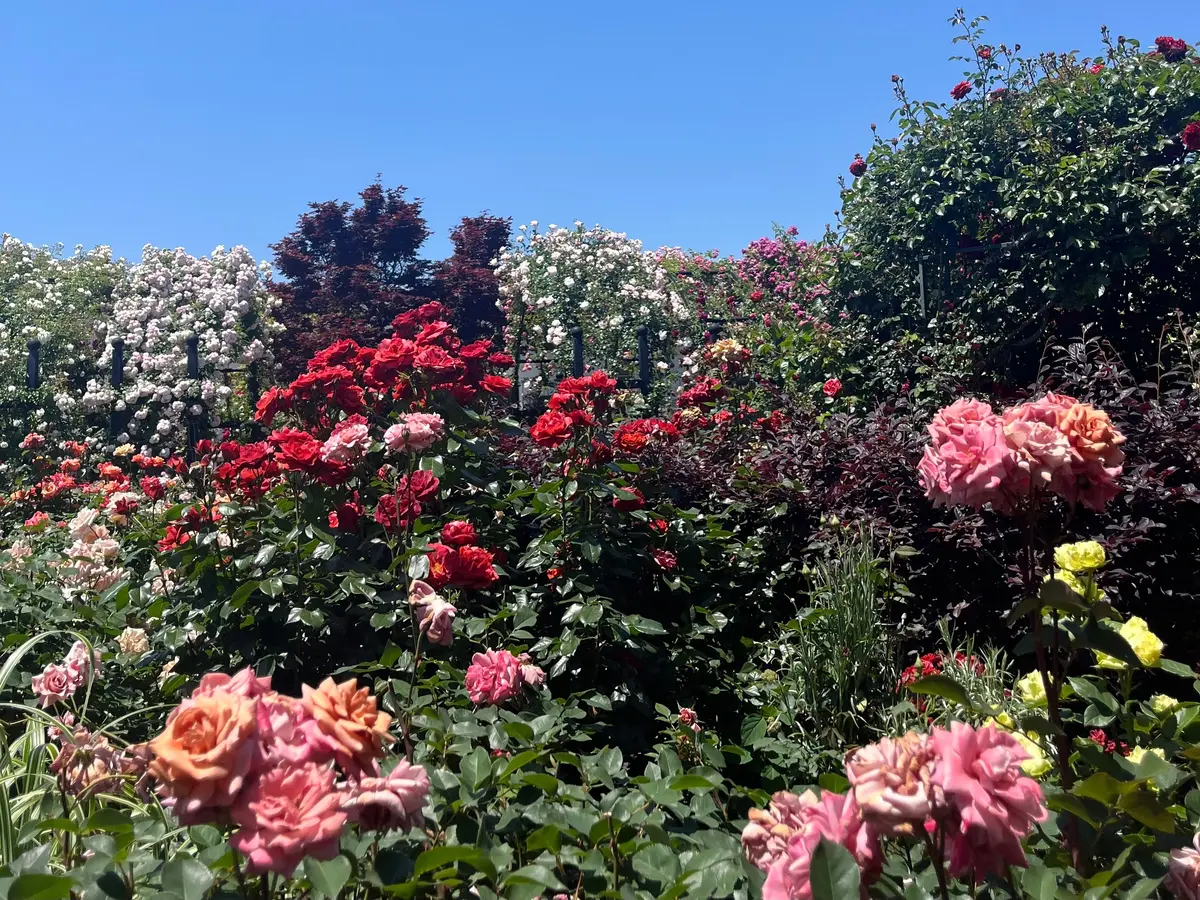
top-left (185, 336), bottom-right (201, 462)
top-left (637, 324), bottom-right (650, 397)
top-left (570, 327), bottom-right (584, 378)
top-left (26, 340), bottom-right (40, 390)
top-left (110, 339), bottom-right (125, 438)
top-left (247, 363), bottom-right (263, 440)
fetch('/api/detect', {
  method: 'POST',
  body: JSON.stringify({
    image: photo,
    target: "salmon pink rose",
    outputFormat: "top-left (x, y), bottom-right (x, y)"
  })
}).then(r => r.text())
top-left (301, 678), bottom-right (394, 778)
top-left (230, 761), bottom-right (347, 876)
top-left (846, 732), bottom-right (939, 834)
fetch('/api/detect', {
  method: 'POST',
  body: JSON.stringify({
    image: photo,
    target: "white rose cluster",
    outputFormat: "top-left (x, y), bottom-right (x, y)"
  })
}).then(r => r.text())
top-left (83, 244), bottom-right (281, 451)
top-left (494, 223), bottom-right (699, 402)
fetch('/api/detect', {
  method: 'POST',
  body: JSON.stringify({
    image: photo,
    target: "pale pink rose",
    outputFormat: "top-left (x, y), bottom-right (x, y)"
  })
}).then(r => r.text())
top-left (919, 414), bottom-right (1018, 511)
top-left (33, 663), bottom-right (76, 708)
top-left (930, 722), bottom-right (1048, 878)
top-left (230, 761), bottom-right (348, 876)
top-left (342, 759), bottom-right (430, 832)
top-left (64, 641), bottom-right (102, 688)
top-left (408, 579), bottom-right (456, 646)
top-left (1168, 833), bottom-right (1200, 900)
top-left (760, 791), bottom-right (881, 900)
top-left (517, 653), bottom-right (546, 688)
top-left (465, 649), bottom-right (523, 706)
top-left (1002, 411), bottom-right (1072, 492)
top-left (68, 508), bottom-right (105, 543)
top-left (256, 692), bottom-right (317, 766)
top-left (846, 732), bottom-right (940, 834)
top-left (742, 790), bottom-right (819, 871)
top-left (321, 420), bottom-right (372, 464)
top-left (192, 668), bottom-right (273, 700)
top-left (383, 412), bottom-right (445, 453)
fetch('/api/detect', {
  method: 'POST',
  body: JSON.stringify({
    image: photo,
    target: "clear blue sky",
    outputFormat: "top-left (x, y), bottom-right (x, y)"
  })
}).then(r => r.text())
top-left (2, 2), bottom-right (1196, 266)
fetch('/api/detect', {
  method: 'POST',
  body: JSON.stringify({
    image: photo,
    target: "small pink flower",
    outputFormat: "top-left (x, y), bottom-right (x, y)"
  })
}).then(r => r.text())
top-left (465, 649), bottom-right (523, 706)
top-left (408, 579), bottom-right (456, 646)
top-left (1168, 833), bottom-right (1200, 900)
top-left (384, 412), bottom-right (445, 453)
top-left (230, 761), bottom-right (348, 876)
top-left (930, 722), bottom-right (1048, 878)
top-left (33, 664), bottom-right (76, 708)
top-left (19, 432), bottom-right (46, 450)
top-left (517, 653), bottom-right (546, 688)
top-left (342, 760), bottom-right (430, 832)
top-left (321, 419), bottom-right (372, 464)
top-left (822, 378), bottom-right (842, 398)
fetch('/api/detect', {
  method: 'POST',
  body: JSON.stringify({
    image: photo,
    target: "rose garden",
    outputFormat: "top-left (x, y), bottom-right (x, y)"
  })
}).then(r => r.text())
top-left (2, 18), bottom-right (1200, 900)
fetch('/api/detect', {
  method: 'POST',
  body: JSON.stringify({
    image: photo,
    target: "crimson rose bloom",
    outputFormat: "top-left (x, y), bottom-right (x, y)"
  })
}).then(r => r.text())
top-left (1155, 36), bottom-right (1188, 62)
top-left (530, 410), bottom-right (573, 448)
top-left (271, 429), bottom-right (323, 472)
top-left (612, 487), bottom-right (645, 511)
top-left (822, 378), bottom-right (842, 398)
top-left (400, 470), bottom-right (440, 503)
top-left (653, 549), bottom-right (677, 571)
top-left (452, 545), bottom-right (498, 589)
top-left (950, 80), bottom-right (972, 100)
top-left (441, 520), bottom-right (477, 546)
top-left (849, 155), bottom-right (867, 178)
top-left (1183, 121), bottom-right (1200, 152)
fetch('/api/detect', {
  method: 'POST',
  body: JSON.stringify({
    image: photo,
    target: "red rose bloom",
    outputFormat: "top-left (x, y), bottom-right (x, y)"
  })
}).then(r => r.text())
top-left (140, 476), bottom-right (165, 501)
top-left (976, 46), bottom-right (991, 60)
top-left (649, 519), bottom-right (668, 534)
top-left (441, 521), bottom-right (477, 547)
top-left (157, 524), bottom-right (191, 553)
top-left (849, 155), bottom-right (867, 178)
top-left (612, 487), bottom-right (645, 512)
top-left (413, 346), bottom-right (466, 383)
top-left (480, 374), bottom-right (512, 395)
top-left (451, 545), bottom-right (499, 590)
top-left (424, 542), bottom-right (455, 588)
top-left (400, 470), bottom-right (440, 503)
top-left (271, 429), bottom-right (324, 473)
top-left (530, 411), bottom-right (574, 448)
top-left (1183, 121), bottom-right (1200, 152)
top-left (950, 80), bottom-right (972, 100)
top-left (487, 352), bottom-right (515, 368)
top-left (652, 549), bottom-right (677, 571)
top-left (823, 378), bottom-right (843, 398)
top-left (1155, 36), bottom-right (1188, 62)
top-left (1089, 62), bottom-right (1104, 74)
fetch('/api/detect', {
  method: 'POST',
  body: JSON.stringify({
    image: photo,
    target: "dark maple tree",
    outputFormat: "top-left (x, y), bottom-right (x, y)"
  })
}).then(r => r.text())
top-left (269, 180), bottom-right (433, 375)
top-left (432, 214), bottom-right (512, 343)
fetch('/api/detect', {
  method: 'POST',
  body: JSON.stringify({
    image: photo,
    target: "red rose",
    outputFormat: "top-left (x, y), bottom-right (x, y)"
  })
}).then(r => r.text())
top-left (365, 338), bottom-right (417, 388)
top-left (652, 549), bottom-right (677, 571)
top-left (1155, 36), bottom-right (1188, 62)
top-left (547, 567), bottom-right (563, 580)
top-left (480, 374), bottom-right (512, 395)
top-left (649, 519), bottom-right (668, 534)
top-left (823, 378), bottom-right (842, 398)
top-left (441, 521), bottom-right (477, 547)
top-left (1183, 121), bottom-right (1200, 152)
top-left (1089, 62), bottom-right (1104, 74)
top-left (374, 494), bottom-right (420, 532)
top-left (401, 469), bottom-right (440, 503)
top-left (425, 542), bottom-right (455, 588)
top-left (414, 321), bottom-right (456, 348)
top-left (530, 411), bottom-right (573, 448)
top-left (849, 155), bottom-right (867, 178)
top-left (140, 476), bottom-right (165, 501)
top-left (413, 346), bottom-right (466, 384)
top-left (612, 487), bottom-right (645, 512)
top-left (487, 352), bottom-right (515, 368)
top-left (749, 290), bottom-right (764, 301)
top-left (613, 430), bottom-right (648, 454)
top-left (254, 387), bottom-right (291, 425)
top-left (270, 429), bottom-right (324, 473)
top-left (330, 499), bottom-right (362, 532)
top-left (451, 545), bottom-right (498, 590)
top-left (976, 46), bottom-right (991, 60)
top-left (458, 340), bottom-right (493, 360)
top-left (157, 524), bottom-right (190, 553)
top-left (950, 80), bottom-right (972, 100)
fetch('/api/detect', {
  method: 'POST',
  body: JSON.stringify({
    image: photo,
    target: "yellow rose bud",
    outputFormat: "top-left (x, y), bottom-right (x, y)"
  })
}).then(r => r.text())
top-left (1148, 694), bottom-right (1180, 716)
top-left (1016, 671), bottom-right (1048, 707)
top-left (1054, 540), bottom-right (1107, 573)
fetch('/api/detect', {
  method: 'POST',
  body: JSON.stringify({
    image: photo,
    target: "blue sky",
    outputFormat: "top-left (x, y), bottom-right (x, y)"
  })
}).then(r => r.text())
top-left (1, 2), bottom-right (1196, 267)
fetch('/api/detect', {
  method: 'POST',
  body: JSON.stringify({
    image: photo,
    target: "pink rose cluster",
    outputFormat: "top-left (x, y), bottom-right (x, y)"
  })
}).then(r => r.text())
top-left (917, 394), bottom-right (1125, 513)
top-left (384, 412), bottom-right (445, 453)
top-left (32, 640), bottom-right (103, 708)
top-left (465, 649), bottom-right (545, 706)
top-left (743, 722), bottom-right (1047, 897)
top-left (146, 668), bottom-right (428, 877)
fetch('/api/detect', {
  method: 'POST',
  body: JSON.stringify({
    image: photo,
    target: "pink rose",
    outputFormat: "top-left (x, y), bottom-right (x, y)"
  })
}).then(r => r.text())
top-left (33, 663), bottom-right (76, 708)
top-left (742, 790), bottom-right (818, 871)
top-left (517, 653), bottom-right (546, 688)
top-left (321, 419), bottom-right (372, 464)
top-left (465, 649), bottom-right (523, 706)
top-left (64, 641), bottom-right (103, 688)
top-left (342, 759), bottom-right (430, 832)
top-left (192, 667), bottom-right (273, 700)
top-left (846, 732), bottom-right (939, 834)
top-left (822, 378), bottom-right (842, 398)
top-left (408, 579), bottom-right (456, 646)
top-left (383, 412), bottom-right (445, 453)
top-left (919, 414), bottom-right (1017, 511)
top-left (1000, 417), bottom-right (1071, 492)
top-left (1168, 833), bottom-right (1200, 900)
top-left (759, 791), bottom-right (881, 900)
top-left (256, 692), bottom-right (317, 766)
top-left (230, 761), bottom-right (348, 876)
top-left (930, 722), bottom-right (1048, 878)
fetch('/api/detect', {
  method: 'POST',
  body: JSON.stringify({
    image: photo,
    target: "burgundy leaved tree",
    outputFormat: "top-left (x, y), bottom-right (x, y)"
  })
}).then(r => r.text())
top-left (432, 214), bottom-right (512, 343)
top-left (269, 180), bottom-right (433, 376)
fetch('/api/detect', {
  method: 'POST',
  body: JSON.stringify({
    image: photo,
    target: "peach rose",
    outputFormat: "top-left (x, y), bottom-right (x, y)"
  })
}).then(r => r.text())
top-left (301, 678), bottom-right (394, 778)
top-left (846, 732), bottom-right (940, 834)
top-left (149, 692), bottom-right (260, 824)
top-left (1055, 402), bottom-right (1125, 465)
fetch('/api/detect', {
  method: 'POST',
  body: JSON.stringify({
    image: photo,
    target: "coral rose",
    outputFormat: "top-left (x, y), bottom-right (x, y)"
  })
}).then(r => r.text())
top-left (230, 761), bottom-right (347, 876)
top-left (465, 649), bottom-right (524, 706)
top-left (301, 678), bottom-right (394, 778)
top-left (148, 692), bottom-right (260, 824)
top-left (342, 759), bottom-right (430, 832)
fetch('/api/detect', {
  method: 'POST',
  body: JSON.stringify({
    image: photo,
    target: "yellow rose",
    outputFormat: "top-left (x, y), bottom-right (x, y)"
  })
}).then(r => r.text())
top-left (1127, 746), bottom-right (1165, 766)
top-left (1054, 540), bottom-right (1107, 573)
top-left (985, 717), bottom-right (1051, 777)
top-left (1016, 671), bottom-right (1047, 707)
top-left (1149, 694), bottom-right (1180, 716)
top-left (1095, 616), bottom-right (1164, 670)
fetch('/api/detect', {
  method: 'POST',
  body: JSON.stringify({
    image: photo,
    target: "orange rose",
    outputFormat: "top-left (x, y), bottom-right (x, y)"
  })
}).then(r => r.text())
top-left (301, 678), bottom-right (394, 777)
top-left (1055, 402), bottom-right (1125, 464)
top-left (148, 693), bottom-right (259, 824)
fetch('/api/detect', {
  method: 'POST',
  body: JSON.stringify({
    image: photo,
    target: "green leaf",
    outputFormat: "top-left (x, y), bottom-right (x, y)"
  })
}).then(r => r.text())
top-left (1117, 790), bottom-right (1176, 833)
top-left (906, 674), bottom-right (973, 710)
top-left (1073, 772), bottom-right (1126, 805)
top-left (807, 838), bottom-right (861, 900)
top-left (1045, 792), bottom-right (1100, 827)
top-left (460, 746), bottom-right (492, 791)
top-left (413, 845), bottom-right (493, 877)
top-left (1159, 658), bottom-right (1196, 678)
top-left (160, 859), bottom-right (214, 900)
top-left (303, 855), bottom-right (352, 900)
top-left (504, 865), bottom-right (566, 891)
top-left (818, 773), bottom-right (850, 794)
top-left (632, 844), bottom-right (682, 884)
top-left (668, 774), bottom-right (717, 791)
top-left (8, 875), bottom-right (75, 900)
top-left (253, 544), bottom-right (277, 567)
top-left (83, 809), bottom-right (133, 833)
top-left (1080, 620), bottom-right (1139, 667)
top-left (95, 872), bottom-right (132, 900)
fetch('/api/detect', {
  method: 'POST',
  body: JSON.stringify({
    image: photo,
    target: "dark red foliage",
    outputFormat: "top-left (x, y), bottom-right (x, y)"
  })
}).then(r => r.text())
top-left (432, 214), bottom-right (512, 343)
top-left (269, 181), bottom-right (434, 377)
